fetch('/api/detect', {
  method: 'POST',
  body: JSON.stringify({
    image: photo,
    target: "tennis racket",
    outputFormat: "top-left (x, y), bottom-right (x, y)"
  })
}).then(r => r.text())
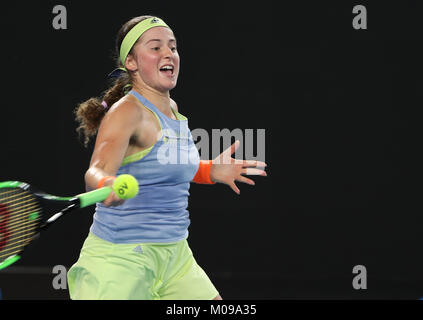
top-left (0, 174), bottom-right (139, 270)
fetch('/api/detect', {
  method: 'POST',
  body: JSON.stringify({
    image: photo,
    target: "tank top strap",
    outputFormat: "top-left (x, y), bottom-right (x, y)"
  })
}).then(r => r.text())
top-left (129, 90), bottom-right (187, 124)
top-left (128, 90), bottom-right (164, 129)
top-left (129, 90), bottom-right (158, 114)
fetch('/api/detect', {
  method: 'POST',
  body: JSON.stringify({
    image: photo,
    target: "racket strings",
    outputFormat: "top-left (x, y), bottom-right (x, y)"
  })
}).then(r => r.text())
top-left (0, 203), bottom-right (40, 228)
top-left (0, 188), bottom-right (42, 263)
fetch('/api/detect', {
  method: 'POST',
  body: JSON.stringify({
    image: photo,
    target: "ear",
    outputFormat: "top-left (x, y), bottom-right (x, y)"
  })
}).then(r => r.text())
top-left (125, 53), bottom-right (138, 72)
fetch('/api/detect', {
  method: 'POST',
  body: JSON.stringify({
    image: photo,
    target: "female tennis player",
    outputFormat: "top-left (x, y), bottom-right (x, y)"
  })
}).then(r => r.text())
top-left (68, 15), bottom-right (267, 300)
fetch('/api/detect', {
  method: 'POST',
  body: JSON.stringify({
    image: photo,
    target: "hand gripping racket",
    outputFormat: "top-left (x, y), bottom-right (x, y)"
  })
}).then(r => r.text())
top-left (0, 174), bottom-right (139, 270)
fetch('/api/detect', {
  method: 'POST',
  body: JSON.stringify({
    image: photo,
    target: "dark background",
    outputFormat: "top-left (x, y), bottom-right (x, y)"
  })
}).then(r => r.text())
top-left (0, 0), bottom-right (421, 300)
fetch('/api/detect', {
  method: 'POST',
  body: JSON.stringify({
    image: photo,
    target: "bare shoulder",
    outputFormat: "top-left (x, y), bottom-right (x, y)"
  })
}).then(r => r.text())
top-left (106, 95), bottom-right (147, 123)
top-left (97, 95), bottom-right (144, 135)
top-left (108, 94), bottom-right (143, 117)
top-left (170, 98), bottom-right (178, 112)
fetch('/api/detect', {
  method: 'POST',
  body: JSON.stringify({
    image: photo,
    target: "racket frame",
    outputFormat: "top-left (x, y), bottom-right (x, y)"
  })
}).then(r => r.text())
top-left (0, 181), bottom-right (113, 270)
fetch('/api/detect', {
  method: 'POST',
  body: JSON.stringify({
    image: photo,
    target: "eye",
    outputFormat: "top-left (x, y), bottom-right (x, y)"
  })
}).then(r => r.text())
top-left (171, 47), bottom-right (177, 52)
top-left (152, 47), bottom-right (160, 51)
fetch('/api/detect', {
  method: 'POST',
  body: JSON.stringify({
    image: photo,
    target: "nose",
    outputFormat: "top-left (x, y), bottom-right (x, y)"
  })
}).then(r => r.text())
top-left (163, 46), bottom-right (174, 59)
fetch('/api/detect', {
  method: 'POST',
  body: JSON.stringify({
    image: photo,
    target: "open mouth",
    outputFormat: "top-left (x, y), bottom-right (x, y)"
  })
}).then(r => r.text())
top-left (159, 65), bottom-right (174, 76)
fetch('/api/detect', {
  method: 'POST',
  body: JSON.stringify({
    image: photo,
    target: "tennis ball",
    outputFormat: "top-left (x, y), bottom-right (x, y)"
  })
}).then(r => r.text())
top-left (112, 174), bottom-right (139, 200)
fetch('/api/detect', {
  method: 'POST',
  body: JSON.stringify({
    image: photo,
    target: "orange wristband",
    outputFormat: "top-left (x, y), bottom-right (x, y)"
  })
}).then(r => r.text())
top-left (193, 160), bottom-right (215, 184)
top-left (97, 176), bottom-right (115, 189)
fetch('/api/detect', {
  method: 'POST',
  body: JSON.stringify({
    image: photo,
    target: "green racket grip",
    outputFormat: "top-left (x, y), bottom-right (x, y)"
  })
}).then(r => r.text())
top-left (77, 186), bottom-right (112, 208)
top-left (0, 254), bottom-right (21, 271)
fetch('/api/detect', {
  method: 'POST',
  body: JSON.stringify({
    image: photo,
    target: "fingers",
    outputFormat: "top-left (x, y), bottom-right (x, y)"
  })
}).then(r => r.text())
top-left (242, 160), bottom-right (267, 168)
top-left (229, 181), bottom-right (240, 195)
top-left (242, 168), bottom-right (267, 176)
top-left (236, 175), bottom-right (255, 186)
top-left (103, 192), bottom-right (125, 207)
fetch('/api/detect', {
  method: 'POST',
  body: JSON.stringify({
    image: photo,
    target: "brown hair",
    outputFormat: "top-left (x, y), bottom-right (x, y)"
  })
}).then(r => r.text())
top-left (75, 15), bottom-right (154, 146)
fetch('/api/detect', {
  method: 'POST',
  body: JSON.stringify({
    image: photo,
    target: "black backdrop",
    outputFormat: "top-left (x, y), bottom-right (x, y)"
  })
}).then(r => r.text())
top-left (0, 0), bottom-right (421, 300)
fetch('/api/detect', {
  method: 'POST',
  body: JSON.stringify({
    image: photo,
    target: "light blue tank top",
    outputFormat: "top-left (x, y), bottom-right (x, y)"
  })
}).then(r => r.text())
top-left (90, 90), bottom-right (200, 243)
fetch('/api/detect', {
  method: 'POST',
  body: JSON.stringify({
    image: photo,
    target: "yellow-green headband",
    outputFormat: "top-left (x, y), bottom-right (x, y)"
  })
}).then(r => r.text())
top-left (120, 17), bottom-right (170, 67)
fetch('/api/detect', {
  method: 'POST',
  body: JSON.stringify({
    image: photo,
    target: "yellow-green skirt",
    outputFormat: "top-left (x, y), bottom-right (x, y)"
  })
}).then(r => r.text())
top-left (68, 233), bottom-right (219, 300)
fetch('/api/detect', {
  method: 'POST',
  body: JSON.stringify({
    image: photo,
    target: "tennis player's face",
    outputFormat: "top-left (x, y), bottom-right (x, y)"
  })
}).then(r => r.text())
top-left (132, 27), bottom-right (180, 93)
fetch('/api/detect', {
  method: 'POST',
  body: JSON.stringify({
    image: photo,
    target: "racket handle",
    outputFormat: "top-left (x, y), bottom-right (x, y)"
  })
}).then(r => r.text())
top-left (78, 187), bottom-right (112, 208)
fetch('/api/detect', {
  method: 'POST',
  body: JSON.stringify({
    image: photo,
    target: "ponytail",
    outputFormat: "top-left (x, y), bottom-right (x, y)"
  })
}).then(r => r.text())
top-left (74, 15), bottom-right (153, 147)
top-left (74, 72), bottom-right (132, 146)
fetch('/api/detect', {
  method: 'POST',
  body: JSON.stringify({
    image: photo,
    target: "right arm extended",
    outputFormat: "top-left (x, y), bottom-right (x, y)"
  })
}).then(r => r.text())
top-left (85, 99), bottom-right (142, 206)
